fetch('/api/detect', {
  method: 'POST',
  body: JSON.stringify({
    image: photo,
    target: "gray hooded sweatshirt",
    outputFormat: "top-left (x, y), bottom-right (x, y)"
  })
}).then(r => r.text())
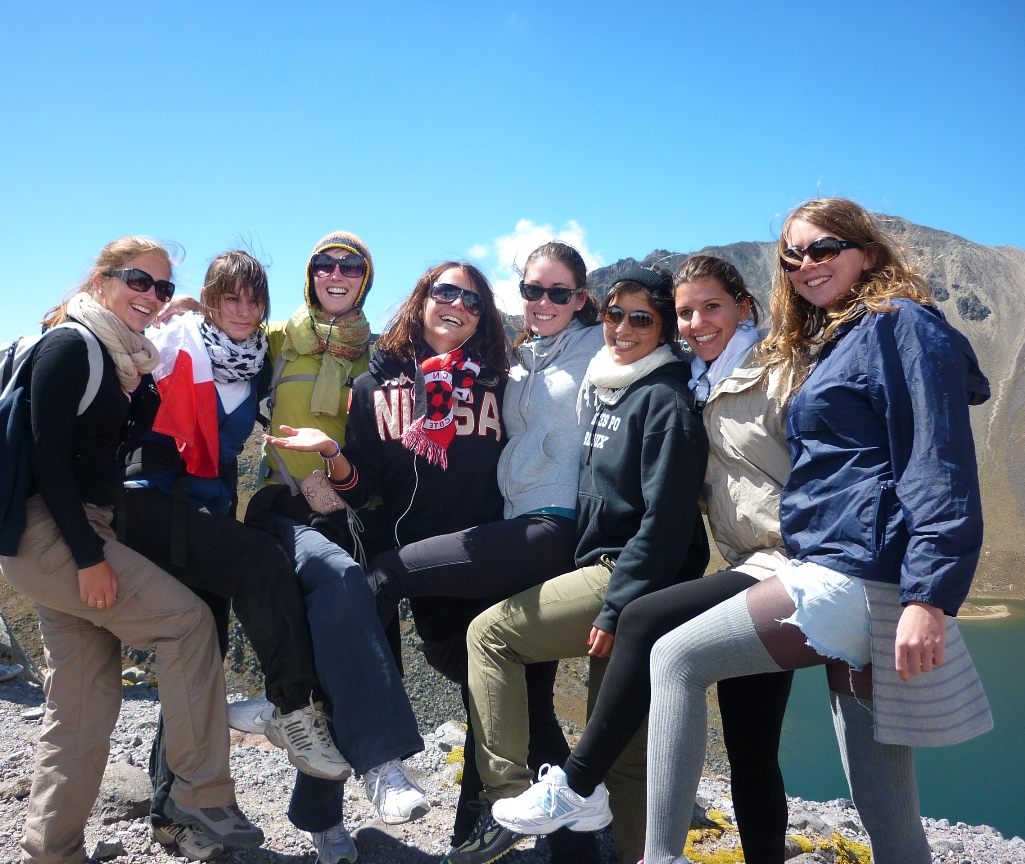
top-left (497, 321), bottom-right (606, 519)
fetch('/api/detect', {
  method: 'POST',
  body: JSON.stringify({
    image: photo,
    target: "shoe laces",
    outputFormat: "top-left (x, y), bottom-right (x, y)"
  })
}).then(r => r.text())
top-left (529, 763), bottom-right (563, 817)
top-left (368, 759), bottom-right (424, 797)
top-left (321, 823), bottom-right (351, 843)
top-left (283, 697), bottom-right (335, 753)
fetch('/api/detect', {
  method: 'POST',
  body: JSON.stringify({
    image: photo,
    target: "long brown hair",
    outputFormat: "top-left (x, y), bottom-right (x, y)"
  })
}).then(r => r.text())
top-left (376, 261), bottom-right (510, 377)
top-left (43, 236), bottom-right (174, 329)
top-left (512, 241), bottom-right (599, 349)
top-left (761, 198), bottom-right (932, 400)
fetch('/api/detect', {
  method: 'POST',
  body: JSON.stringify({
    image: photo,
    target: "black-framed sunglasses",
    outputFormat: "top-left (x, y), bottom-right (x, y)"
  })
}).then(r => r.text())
top-left (780, 237), bottom-right (862, 272)
top-left (310, 253), bottom-right (367, 280)
top-left (430, 283), bottom-right (483, 317)
top-left (518, 281), bottom-right (583, 305)
top-left (105, 268), bottom-right (176, 303)
top-left (603, 305), bottom-right (657, 333)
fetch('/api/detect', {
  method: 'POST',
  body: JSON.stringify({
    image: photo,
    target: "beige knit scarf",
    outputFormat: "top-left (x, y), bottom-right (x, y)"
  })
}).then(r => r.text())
top-left (67, 292), bottom-right (159, 393)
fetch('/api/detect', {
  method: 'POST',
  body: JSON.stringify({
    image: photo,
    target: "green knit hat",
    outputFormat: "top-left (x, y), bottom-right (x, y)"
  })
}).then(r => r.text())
top-left (304, 231), bottom-right (375, 310)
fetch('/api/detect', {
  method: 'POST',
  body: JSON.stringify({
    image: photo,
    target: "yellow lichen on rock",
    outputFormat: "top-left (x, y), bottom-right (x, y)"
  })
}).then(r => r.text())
top-left (445, 746), bottom-right (464, 764)
top-left (831, 832), bottom-right (872, 864)
top-left (789, 834), bottom-right (815, 853)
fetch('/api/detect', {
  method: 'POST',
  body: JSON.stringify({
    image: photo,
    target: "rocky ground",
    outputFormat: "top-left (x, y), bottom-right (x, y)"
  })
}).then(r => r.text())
top-left (0, 664), bottom-right (1024, 864)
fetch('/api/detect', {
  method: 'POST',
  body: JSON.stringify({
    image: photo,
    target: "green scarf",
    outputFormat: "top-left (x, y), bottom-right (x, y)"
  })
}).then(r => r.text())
top-left (282, 305), bottom-right (371, 415)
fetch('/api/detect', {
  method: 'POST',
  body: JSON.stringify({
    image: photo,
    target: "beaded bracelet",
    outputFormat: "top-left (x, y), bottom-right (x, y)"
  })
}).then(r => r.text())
top-left (322, 439), bottom-right (341, 474)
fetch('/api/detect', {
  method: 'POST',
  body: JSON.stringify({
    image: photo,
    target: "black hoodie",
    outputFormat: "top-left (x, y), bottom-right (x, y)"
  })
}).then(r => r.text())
top-left (342, 349), bottom-right (507, 547)
top-left (576, 359), bottom-right (709, 633)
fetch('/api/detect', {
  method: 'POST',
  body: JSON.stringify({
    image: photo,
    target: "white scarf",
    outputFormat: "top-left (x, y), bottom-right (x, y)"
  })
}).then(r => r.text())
top-left (67, 292), bottom-right (159, 393)
top-left (577, 343), bottom-right (677, 419)
top-left (688, 321), bottom-right (759, 406)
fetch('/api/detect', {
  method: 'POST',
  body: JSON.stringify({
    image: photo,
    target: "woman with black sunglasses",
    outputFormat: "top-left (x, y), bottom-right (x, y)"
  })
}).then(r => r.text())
top-left (0, 238), bottom-right (264, 860)
top-left (641, 199), bottom-right (992, 864)
top-left (448, 267), bottom-right (708, 864)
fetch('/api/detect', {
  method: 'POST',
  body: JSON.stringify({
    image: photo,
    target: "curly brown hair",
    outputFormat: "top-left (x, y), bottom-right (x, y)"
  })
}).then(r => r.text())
top-left (376, 262), bottom-right (510, 378)
top-left (761, 198), bottom-right (932, 400)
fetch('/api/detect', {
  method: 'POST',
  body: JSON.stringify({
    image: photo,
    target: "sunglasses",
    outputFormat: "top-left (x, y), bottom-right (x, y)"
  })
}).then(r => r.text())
top-left (310, 253), bottom-right (367, 280)
top-left (519, 281), bottom-right (582, 305)
top-left (105, 268), bottom-right (176, 303)
top-left (780, 237), bottom-right (862, 272)
top-left (603, 305), bottom-right (657, 333)
top-left (430, 283), bottom-right (483, 317)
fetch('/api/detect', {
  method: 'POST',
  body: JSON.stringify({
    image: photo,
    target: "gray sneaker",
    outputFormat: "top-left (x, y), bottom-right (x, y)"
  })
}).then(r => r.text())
top-left (163, 797), bottom-right (264, 849)
top-left (265, 699), bottom-right (353, 781)
top-left (152, 822), bottom-right (225, 861)
top-left (311, 822), bottom-right (358, 863)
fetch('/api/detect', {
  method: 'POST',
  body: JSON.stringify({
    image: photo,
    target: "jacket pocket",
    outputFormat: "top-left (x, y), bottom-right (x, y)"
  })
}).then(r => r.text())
top-left (872, 480), bottom-right (897, 559)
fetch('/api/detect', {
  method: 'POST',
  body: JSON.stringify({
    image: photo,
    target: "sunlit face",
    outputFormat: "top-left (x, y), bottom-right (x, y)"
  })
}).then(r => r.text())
top-left (603, 291), bottom-right (663, 366)
top-left (205, 281), bottom-right (265, 343)
top-left (675, 277), bottom-right (751, 364)
top-left (785, 219), bottom-right (872, 311)
top-left (521, 258), bottom-right (586, 338)
top-left (312, 249), bottom-right (362, 318)
top-left (93, 250), bottom-right (170, 333)
top-left (423, 267), bottom-right (481, 355)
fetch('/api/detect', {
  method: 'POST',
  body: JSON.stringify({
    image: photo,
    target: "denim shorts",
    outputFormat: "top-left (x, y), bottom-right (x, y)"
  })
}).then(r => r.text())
top-left (775, 560), bottom-right (872, 669)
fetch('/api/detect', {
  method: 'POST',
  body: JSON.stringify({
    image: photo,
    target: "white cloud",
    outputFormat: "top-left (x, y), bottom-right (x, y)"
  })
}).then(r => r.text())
top-left (468, 219), bottom-right (604, 314)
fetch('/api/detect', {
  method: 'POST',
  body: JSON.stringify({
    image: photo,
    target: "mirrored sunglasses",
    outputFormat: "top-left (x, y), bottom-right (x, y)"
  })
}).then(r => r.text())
top-left (310, 253), bottom-right (366, 280)
top-left (603, 305), bottom-right (656, 333)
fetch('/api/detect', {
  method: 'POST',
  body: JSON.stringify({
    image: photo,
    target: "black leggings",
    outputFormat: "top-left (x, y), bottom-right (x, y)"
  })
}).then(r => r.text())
top-left (563, 568), bottom-right (795, 864)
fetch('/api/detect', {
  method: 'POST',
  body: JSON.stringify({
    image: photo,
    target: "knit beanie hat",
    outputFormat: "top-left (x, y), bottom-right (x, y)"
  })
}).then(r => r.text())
top-left (304, 231), bottom-right (375, 310)
top-left (611, 266), bottom-right (673, 299)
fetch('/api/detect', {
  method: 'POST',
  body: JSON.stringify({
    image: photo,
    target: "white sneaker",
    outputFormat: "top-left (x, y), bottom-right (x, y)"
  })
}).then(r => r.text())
top-left (311, 822), bottom-right (358, 863)
top-left (265, 699), bottom-right (353, 781)
top-left (227, 693), bottom-right (273, 734)
top-left (491, 764), bottom-right (612, 834)
top-left (152, 822), bottom-right (225, 861)
top-left (363, 759), bottom-right (431, 824)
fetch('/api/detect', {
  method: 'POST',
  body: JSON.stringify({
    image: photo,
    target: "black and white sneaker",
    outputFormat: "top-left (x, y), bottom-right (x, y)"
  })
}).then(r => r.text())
top-left (440, 797), bottom-right (524, 864)
top-left (152, 822), bottom-right (225, 861)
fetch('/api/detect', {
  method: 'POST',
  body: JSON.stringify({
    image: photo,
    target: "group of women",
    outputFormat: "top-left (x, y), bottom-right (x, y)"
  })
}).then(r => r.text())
top-left (0, 195), bottom-right (992, 864)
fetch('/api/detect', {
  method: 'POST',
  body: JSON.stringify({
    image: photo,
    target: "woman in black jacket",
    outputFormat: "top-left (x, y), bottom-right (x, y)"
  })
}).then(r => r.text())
top-left (0, 237), bottom-right (262, 861)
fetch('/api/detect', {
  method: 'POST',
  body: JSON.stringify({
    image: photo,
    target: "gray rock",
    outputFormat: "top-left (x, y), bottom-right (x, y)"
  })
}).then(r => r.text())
top-left (788, 808), bottom-right (832, 836)
top-left (88, 762), bottom-right (151, 824)
top-left (435, 720), bottom-right (466, 752)
top-left (784, 835), bottom-right (808, 859)
top-left (930, 837), bottom-right (966, 853)
top-left (20, 706), bottom-right (44, 722)
top-left (121, 666), bottom-right (149, 684)
top-left (0, 776), bottom-right (31, 800)
top-left (87, 838), bottom-right (125, 860)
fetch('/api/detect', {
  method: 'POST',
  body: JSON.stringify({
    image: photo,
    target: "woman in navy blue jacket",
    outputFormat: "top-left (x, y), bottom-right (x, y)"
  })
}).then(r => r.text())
top-left (643, 199), bottom-right (992, 864)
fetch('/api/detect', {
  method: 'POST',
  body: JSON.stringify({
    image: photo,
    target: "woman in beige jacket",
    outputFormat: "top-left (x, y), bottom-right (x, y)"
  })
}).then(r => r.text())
top-left (489, 255), bottom-right (795, 864)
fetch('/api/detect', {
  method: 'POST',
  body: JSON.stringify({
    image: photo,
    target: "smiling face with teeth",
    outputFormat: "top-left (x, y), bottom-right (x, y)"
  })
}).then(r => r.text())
top-left (312, 250), bottom-right (363, 319)
top-left (675, 276), bottom-right (751, 364)
top-left (785, 219), bottom-right (873, 312)
top-left (522, 258), bottom-right (587, 338)
top-left (92, 250), bottom-right (170, 332)
top-left (603, 289), bottom-right (664, 366)
top-left (423, 266), bottom-right (481, 355)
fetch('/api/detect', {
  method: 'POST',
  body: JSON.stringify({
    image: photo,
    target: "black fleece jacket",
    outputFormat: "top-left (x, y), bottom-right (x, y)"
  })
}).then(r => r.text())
top-left (342, 349), bottom-right (507, 547)
top-left (575, 359), bottom-right (709, 634)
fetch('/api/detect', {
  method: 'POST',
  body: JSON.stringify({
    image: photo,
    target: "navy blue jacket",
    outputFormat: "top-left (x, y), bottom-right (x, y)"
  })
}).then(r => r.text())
top-left (781, 300), bottom-right (989, 615)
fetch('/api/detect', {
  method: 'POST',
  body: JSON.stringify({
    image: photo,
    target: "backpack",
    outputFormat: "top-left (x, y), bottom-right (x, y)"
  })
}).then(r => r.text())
top-left (0, 322), bottom-right (105, 555)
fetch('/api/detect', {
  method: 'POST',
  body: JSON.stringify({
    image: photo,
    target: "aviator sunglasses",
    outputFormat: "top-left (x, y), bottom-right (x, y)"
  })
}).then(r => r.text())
top-left (105, 268), bottom-right (176, 303)
top-left (430, 283), bottom-right (483, 317)
top-left (603, 305), bottom-right (657, 334)
top-left (310, 253), bottom-right (367, 280)
top-left (780, 237), bottom-right (862, 272)
top-left (518, 281), bottom-right (582, 305)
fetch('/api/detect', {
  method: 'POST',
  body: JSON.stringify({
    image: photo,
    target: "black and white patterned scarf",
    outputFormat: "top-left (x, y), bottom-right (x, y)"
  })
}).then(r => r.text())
top-left (199, 317), bottom-right (268, 384)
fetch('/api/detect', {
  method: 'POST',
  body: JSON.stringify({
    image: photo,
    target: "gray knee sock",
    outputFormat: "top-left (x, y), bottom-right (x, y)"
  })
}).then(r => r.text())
top-left (830, 692), bottom-right (931, 864)
top-left (645, 593), bottom-right (784, 864)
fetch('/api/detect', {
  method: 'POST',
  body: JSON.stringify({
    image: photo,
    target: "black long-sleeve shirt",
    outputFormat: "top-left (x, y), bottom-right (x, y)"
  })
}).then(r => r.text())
top-left (28, 325), bottom-right (131, 568)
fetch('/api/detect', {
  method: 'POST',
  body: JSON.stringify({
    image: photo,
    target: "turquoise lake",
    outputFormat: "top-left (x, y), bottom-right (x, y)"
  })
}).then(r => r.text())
top-left (778, 600), bottom-right (1025, 840)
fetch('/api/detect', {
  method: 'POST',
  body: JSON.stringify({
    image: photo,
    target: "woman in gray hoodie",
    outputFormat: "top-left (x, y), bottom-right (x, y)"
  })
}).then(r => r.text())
top-left (364, 242), bottom-right (606, 860)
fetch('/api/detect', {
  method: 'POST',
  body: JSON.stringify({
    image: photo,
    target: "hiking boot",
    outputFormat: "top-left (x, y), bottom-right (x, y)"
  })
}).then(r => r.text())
top-left (492, 764), bottom-right (612, 834)
top-left (440, 797), bottom-right (524, 864)
top-left (311, 822), bottom-right (359, 863)
top-left (152, 822), bottom-right (225, 861)
top-left (265, 698), bottom-right (353, 781)
top-left (363, 759), bottom-right (431, 824)
top-left (227, 693), bottom-right (273, 734)
top-left (163, 797), bottom-right (264, 849)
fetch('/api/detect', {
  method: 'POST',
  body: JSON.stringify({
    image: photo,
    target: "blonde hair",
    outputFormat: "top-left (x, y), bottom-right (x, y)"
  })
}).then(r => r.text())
top-left (760, 198), bottom-right (932, 401)
top-left (43, 237), bottom-right (174, 329)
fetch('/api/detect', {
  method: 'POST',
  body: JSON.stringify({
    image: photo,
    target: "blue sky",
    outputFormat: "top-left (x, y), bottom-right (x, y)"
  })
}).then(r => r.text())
top-left (1, 1), bottom-right (1022, 337)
